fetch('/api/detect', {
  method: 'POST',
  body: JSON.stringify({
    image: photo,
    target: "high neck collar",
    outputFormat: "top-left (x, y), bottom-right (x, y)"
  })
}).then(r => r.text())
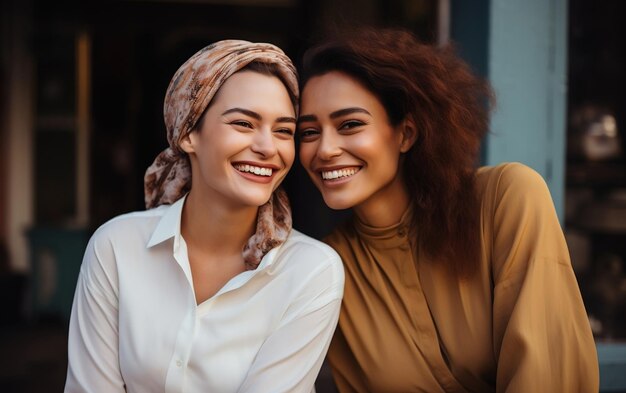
top-left (353, 205), bottom-right (413, 249)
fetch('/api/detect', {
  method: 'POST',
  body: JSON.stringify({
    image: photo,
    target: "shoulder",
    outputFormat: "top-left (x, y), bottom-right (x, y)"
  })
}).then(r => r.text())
top-left (477, 162), bottom-right (549, 196)
top-left (478, 162), bottom-right (547, 194)
top-left (279, 229), bottom-right (343, 271)
top-left (477, 162), bottom-right (553, 211)
top-left (270, 229), bottom-right (344, 294)
top-left (80, 206), bottom-right (171, 286)
top-left (323, 219), bottom-right (357, 253)
top-left (85, 207), bottom-right (167, 265)
top-left (269, 230), bottom-right (345, 320)
top-left (478, 163), bottom-right (565, 271)
top-left (91, 207), bottom-right (165, 245)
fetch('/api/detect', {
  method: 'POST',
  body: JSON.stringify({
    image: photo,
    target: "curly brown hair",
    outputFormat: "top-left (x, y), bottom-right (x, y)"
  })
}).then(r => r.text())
top-left (301, 28), bottom-right (494, 277)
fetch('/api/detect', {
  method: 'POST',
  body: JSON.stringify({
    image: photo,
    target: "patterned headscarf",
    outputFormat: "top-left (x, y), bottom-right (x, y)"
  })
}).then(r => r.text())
top-left (144, 40), bottom-right (298, 269)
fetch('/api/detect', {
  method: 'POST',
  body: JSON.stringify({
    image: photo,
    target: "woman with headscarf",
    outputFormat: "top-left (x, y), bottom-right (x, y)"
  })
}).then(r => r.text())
top-left (65, 40), bottom-right (344, 393)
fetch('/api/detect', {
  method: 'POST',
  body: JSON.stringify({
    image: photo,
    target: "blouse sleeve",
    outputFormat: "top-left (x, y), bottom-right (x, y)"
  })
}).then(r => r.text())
top-left (237, 256), bottom-right (344, 393)
top-left (490, 163), bottom-right (598, 393)
top-left (64, 233), bottom-right (126, 392)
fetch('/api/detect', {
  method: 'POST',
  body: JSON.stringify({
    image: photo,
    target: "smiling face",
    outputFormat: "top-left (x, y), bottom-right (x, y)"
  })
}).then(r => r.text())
top-left (298, 71), bottom-right (414, 213)
top-left (181, 70), bottom-right (296, 208)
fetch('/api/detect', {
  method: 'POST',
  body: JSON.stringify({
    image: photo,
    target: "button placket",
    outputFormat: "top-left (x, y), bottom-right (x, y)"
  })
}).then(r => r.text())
top-left (164, 309), bottom-right (196, 393)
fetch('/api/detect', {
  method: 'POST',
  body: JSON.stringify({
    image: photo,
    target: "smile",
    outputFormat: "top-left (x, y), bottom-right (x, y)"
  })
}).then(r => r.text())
top-left (321, 167), bottom-right (360, 180)
top-left (234, 164), bottom-right (273, 177)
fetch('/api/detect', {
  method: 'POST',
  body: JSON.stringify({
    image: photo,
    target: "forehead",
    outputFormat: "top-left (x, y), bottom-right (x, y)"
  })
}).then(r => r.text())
top-left (301, 71), bottom-right (385, 115)
top-left (211, 70), bottom-right (294, 112)
top-left (301, 71), bottom-right (380, 110)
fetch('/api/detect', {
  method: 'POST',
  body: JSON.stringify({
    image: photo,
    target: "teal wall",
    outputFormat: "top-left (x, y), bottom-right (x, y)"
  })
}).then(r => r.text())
top-left (451, 6), bottom-right (626, 391)
top-left (451, 0), bottom-right (568, 220)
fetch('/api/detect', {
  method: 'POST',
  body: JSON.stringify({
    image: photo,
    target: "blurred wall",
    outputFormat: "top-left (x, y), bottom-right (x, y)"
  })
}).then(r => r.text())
top-left (1, 0), bottom-right (35, 272)
top-left (0, 1), bottom-right (440, 327)
top-left (452, 0), bottom-right (568, 220)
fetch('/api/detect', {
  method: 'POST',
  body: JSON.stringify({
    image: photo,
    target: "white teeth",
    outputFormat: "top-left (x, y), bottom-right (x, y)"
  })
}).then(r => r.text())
top-left (234, 164), bottom-right (273, 177)
top-left (321, 167), bottom-right (359, 180)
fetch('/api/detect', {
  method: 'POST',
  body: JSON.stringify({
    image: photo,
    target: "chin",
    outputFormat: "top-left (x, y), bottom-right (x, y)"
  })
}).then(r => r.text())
top-left (241, 196), bottom-right (273, 207)
top-left (321, 194), bottom-right (357, 211)
top-left (229, 182), bottom-right (277, 207)
top-left (240, 192), bottom-right (275, 207)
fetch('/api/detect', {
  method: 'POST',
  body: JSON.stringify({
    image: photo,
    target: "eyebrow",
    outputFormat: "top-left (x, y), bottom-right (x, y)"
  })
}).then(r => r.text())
top-left (276, 116), bottom-right (297, 124)
top-left (297, 114), bottom-right (318, 123)
top-left (222, 108), bottom-right (296, 123)
top-left (330, 107), bottom-right (371, 119)
top-left (298, 107), bottom-right (372, 123)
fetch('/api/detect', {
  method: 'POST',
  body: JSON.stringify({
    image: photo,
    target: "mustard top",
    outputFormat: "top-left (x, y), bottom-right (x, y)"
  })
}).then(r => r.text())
top-left (325, 163), bottom-right (599, 392)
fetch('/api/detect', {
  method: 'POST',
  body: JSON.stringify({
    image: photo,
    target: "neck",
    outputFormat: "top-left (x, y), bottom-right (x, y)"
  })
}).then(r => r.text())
top-left (181, 188), bottom-right (258, 255)
top-left (353, 171), bottom-right (411, 228)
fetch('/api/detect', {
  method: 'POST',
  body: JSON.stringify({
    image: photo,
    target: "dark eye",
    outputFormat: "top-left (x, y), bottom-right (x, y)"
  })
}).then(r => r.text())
top-left (298, 128), bottom-right (320, 141)
top-left (230, 120), bottom-right (253, 128)
top-left (275, 128), bottom-right (295, 137)
top-left (339, 120), bottom-right (365, 130)
top-left (300, 129), bottom-right (318, 136)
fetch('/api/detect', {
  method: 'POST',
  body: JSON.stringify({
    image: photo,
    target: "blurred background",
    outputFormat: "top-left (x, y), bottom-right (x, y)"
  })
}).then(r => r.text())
top-left (1, 0), bottom-right (625, 391)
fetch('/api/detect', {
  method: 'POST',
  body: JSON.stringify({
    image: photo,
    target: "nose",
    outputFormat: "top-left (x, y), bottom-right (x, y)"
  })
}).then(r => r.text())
top-left (316, 129), bottom-right (342, 161)
top-left (251, 129), bottom-right (278, 157)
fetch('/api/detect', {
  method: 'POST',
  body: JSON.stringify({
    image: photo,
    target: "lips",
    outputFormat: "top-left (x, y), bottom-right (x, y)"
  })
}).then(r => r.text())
top-left (320, 166), bottom-right (361, 181)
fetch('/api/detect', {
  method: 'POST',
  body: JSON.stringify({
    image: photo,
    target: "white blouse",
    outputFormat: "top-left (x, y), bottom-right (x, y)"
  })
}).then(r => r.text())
top-left (65, 196), bottom-right (344, 393)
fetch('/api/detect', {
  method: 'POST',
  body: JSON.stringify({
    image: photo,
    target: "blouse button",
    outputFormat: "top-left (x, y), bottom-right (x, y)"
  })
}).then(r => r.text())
top-left (176, 360), bottom-right (183, 367)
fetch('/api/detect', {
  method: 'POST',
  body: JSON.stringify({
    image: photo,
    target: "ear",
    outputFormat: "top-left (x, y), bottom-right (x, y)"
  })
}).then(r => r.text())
top-left (179, 131), bottom-right (197, 154)
top-left (399, 116), bottom-right (418, 153)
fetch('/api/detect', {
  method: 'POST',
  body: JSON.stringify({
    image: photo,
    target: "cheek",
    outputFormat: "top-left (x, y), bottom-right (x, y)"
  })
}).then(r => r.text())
top-left (359, 137), bottom-right (402, 178)
top-left (359, 128), bottom-right (401, 161)
top-left (344, 132), bottom-right (387, 162)
top-left (379, 154), bottom-right (401, 177)
top-left (278, 140), bottom-right (296, 168)
top-left (298, 143), bottom-right (315, 167)
top-left (374, 146), bottom-right (403, 179)
top-left (350, 137), bottom-right (379, 153)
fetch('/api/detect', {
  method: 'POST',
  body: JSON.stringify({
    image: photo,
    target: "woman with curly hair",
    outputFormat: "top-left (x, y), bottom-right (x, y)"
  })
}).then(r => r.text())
top-left (298, 28), bottom-right (598, 392)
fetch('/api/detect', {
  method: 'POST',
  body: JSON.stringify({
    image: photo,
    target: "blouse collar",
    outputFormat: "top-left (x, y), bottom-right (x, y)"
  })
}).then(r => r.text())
top-left (146, 194), bottom-right (186, 249)
top-left (145, 195), bottom-right (280, 271)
